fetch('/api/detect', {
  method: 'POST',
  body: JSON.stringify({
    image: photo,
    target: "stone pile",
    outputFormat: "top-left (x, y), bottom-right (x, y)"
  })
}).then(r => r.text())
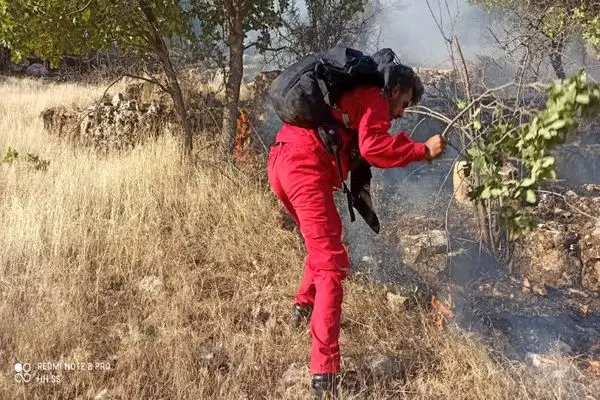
top-left (42, 85), bottom-right (176, 152)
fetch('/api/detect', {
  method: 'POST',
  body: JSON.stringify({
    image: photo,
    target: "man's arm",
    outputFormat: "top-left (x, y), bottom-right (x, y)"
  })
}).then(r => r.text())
top-left (349, 87), bottom-right (427, 168)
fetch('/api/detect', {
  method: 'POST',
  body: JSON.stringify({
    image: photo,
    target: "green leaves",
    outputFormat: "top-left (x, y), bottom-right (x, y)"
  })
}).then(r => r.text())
top-left (190, 0), bottom-right (288, 63)
top-left (463, 70), bottom-right (600, 240)
top-left (525, 190), bottom-right (536, 204)
top-left (576, 93), bottom-right (590, 104)
top-left (81, 8), bottom-right (91, 23)
top-left (1, 147), bottom-right (50, 170)
top-left (0, 0), bottom-right (193, 68)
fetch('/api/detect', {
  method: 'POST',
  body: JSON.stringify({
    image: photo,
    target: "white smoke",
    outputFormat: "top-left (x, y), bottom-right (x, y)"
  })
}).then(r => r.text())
top-left (376, 0), bottom-right (499, 67)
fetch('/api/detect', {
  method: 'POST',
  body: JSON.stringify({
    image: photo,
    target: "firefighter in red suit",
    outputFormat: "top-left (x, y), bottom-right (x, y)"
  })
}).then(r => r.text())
top-left (267, 65), bottom-right (446, 398)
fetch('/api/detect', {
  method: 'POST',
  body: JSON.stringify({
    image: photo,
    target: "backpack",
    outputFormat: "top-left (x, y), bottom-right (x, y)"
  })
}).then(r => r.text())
top-left (268, 46), bottom-right (399, 233)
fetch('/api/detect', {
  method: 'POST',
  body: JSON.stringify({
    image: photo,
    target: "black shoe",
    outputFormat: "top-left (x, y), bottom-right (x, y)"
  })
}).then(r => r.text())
top-left (311, 373), bottom-right (339, 400)
top-left (290, 303), bottom-right (313, 328)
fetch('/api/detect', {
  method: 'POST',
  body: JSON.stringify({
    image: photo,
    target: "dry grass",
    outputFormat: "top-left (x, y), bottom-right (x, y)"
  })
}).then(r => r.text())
top-left (0, 77), bottom-right (598, 399)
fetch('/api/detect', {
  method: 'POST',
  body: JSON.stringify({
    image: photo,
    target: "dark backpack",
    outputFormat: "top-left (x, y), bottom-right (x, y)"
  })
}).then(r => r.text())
top-left (268, 46), bottom-right (399, 233)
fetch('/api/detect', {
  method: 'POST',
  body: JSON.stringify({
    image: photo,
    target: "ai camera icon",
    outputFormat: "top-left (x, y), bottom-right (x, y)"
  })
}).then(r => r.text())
top-left (14, 362), bottom-right (32, 383)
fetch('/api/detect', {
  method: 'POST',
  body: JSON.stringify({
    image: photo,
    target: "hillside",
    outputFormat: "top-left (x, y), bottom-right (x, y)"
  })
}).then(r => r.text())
top-left (0, 77), bottom-right (599, 399)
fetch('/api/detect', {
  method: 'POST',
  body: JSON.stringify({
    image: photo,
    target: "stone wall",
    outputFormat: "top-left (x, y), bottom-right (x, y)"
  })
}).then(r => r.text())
top-left (42, 85), bottom-right (176, 152)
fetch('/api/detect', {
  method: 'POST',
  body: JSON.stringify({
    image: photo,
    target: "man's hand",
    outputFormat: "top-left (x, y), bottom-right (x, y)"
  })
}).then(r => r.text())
top-left (424, 135), bottom-right (447, 161)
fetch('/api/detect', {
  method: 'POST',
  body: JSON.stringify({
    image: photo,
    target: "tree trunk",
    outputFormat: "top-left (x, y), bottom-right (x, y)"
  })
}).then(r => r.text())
top-left (165, 68), bottom-right (193, 159)
top-left (139, 0), bottom-right (192, 159)
top-left (549, 37), bottom-right (566, 80)
top-left (307, 0), bottom-right (321, 52)
top-left (0, 46), bottom-right (11, 73)
top-left (222, 14), bottom-right (245, 153)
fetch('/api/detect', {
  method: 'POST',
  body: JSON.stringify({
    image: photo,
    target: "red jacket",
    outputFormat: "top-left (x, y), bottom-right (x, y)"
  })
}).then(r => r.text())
top-left (273, 85), bottom-right (427, 187)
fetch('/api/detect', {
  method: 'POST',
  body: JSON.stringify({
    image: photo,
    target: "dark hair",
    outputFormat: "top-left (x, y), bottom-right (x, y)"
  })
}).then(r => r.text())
top-left (385, 64), bottom-right (424, 106)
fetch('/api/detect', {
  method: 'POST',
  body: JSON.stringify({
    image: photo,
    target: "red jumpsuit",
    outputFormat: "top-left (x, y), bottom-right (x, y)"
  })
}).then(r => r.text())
top-left (267, 85), bottom-right (427, 375)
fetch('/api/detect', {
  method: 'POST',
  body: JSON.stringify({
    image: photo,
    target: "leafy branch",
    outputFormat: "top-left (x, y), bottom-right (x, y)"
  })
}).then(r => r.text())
top-left (2, 147), bottom-right (50, 170)
top-left (463, 70), bottom-right (600, 240)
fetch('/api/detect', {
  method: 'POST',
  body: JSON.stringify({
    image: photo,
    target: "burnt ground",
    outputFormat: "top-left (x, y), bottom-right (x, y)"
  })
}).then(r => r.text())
top-left (339, 151), bottom-right (600, 375)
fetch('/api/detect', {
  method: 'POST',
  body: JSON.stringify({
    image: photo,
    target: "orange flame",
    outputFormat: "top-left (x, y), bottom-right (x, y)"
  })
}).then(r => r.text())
top-left (431, 285), bottom-right (455, 328)
top-left (233, 109), bottom-right (254, 164)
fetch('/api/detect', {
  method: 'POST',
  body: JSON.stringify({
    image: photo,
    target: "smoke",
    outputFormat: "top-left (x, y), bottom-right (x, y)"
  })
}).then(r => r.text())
top-left (376, 0), bottom-right (500, 67)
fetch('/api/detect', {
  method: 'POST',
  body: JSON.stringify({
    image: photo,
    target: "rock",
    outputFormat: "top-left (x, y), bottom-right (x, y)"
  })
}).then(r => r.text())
top-left (198, 344), bottom-right (229, 374)
top-left (386, 292), bottom-right (408, 311)
top-left (42, 95), bottom-right (175, 152)
top-left (516, 184), bottom-right (600, 294)
top-left (40, 106), bottom-right (80, 139)
top-left (138, 275), bottom-right (163, 294)
top-left (121, 100), bottom-right (139, 111)
top-left (365, 353), bottom-right (400, 379)
top-left (523, 278), bottom-right (531, 288)
top-left (582, 260), bottom-right (600, 292)
top-left (447, 249), bottom-right (466, 257)
top-left (533, 285), bottom-right (547, 296)
top-left (566, 190), bottom-right (578, 198)
top-left (525, 352), bottom-right (543, 368)
top-left (555, 340), bottom-right (572, 354)
top-left (452, 160), bottom-right (471, 206)
top-left (94, 389), bottom-right (112, 400)
top-left (279, 363), bottom-right (309, 388)
top-left (499, 162), bottom-right (519, 179)
top-left (26, 63), bottom-right (49, 77)
top-left (400, 229), bottom-right (448, 266)
top-left (111, 93), bottom-right (124, 107)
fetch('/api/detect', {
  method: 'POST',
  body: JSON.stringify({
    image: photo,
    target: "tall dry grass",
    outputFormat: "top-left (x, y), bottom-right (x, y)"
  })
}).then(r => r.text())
top-left (0, 77), bottom-right (598, 399)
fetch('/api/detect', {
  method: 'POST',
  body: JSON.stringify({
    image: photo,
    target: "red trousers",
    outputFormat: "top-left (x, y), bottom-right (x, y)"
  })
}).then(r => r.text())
top-left (267, 140), bottom-right (350, 375)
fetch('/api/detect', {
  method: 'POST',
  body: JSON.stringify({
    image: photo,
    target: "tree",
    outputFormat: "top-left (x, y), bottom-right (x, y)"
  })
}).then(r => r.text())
top-left (274, 0), bottom-right (380, 62)
top-left (415, 1), bottom-right (600, 264)
top-left (0, 0), bottom-right (196, 158)
top-left (471, 0), bottom-right (600, 80)
top-left (190, 0), bottom-right (289, 152)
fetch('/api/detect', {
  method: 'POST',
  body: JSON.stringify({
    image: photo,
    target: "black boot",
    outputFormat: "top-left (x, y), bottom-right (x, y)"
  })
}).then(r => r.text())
top-left (311, 373), bottom-right (339, 400)
top-left (290, 303), bottom-right (313, 328)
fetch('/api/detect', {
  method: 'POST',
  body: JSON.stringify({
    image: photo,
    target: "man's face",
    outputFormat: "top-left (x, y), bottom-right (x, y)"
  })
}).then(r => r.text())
top-left (389, 87), bottom-right (413, 119)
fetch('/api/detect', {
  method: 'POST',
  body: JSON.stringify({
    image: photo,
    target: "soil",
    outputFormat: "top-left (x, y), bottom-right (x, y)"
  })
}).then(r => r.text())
top-left (341, 153), bottom-right (600, 376)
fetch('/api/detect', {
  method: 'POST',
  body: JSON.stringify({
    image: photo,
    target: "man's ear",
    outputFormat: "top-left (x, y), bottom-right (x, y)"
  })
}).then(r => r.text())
top-left (389, 86), bottom-right (401, 99)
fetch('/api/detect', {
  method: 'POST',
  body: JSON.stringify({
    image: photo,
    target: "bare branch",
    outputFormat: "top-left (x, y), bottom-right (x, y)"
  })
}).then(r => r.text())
top-left (536, 190), bottom-right (600, 221)
top-left (123, 73), bottom-right (170, 94)
top-left (243, 41), bottom-right (258, 50)
top-left (453, 32), bottom-right (471, 100)
top-left (425, 0), bottom-right (452, 43)
top-left (440, 83), bottom-right (515, 138)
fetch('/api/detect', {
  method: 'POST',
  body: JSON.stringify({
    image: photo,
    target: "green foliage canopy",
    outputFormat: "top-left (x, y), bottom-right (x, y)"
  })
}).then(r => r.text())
top-left (190, 0), bottom-right (288, 64)
top-left (0, 0), bottom-right (193, 67)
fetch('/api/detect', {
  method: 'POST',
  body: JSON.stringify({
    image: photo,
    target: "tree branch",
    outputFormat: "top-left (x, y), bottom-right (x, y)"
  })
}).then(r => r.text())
top-left (123, 73), bottom-right (170, 95)
top-left (536, 190), bottom-right (600, 221)
top-left (66, 0), bottom-right (94, 17)
top-left (257, 45), bottom-right (290, 53)
top-left (243, 41), bottom-right (258, 50)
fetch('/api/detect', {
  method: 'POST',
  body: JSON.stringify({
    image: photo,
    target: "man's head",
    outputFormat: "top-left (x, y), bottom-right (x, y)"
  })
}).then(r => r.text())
top-left (385, 64), bottom-right (424, 119)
